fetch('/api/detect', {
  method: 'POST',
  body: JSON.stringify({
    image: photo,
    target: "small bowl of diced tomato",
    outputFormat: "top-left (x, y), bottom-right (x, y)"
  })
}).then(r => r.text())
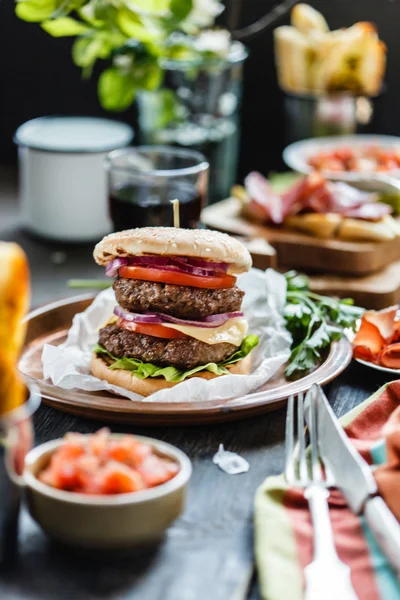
top-left (24, 429), bottom-right (191, 551)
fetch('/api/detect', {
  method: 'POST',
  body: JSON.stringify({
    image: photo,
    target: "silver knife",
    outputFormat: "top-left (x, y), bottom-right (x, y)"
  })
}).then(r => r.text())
top-left (305, 384), bottom-right (400, 577)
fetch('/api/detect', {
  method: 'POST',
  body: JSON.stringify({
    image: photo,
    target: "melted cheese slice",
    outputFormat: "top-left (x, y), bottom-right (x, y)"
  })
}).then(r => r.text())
top-left (163, 318), bottom-right (248, 346)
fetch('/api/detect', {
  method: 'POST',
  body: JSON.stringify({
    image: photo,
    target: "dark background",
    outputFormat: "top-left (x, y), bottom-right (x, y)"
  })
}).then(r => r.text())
top-left (1, 0), bottom-right (399, 180)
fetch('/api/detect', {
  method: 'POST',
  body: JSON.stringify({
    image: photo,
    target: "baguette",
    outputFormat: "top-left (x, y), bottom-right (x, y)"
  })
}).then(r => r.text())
top-left (311, 22), bottom-right (385, 95)
top-left (284, 213), bottom-right (342, 239)
top-left (231, 185), bottom-right (249, 204)
top-left (381, 215), bottom-right (400, 237)
top-left (337, 218), bottom-right (396, 242)
top-left (274, 26), bottom-right (315, 93)
top-left (291, 3), bottom-right (329, 35)
top-left (274, 5), bottom-right (386, 96)
top-left (284, 213), bottom-right (398, 242)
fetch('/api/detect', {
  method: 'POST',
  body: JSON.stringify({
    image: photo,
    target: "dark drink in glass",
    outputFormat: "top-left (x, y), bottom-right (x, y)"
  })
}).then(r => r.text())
top-left (106, 146), bottom-right (209, 231)
top-left (109, 181), bottom-right (205, 230)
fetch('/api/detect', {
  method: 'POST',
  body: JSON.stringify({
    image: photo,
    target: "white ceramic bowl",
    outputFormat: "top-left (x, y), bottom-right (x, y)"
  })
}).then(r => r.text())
top-left (283, 134), bottom-right (400, 182)
top-left (24, 434), bottom-right (191, 551)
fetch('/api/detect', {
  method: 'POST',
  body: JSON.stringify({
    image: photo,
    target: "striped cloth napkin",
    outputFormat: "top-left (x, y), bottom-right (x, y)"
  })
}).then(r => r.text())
top-left (255, 381), bottom-right (400, 600)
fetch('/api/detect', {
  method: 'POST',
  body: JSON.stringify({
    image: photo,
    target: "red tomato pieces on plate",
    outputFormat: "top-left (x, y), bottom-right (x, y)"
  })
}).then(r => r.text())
top-left (308, 145), bottom-right (400, 173)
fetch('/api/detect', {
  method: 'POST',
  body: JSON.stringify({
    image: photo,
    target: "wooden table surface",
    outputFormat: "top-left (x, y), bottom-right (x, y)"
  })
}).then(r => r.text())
top-left (0, 172), bottom-right (394, 600)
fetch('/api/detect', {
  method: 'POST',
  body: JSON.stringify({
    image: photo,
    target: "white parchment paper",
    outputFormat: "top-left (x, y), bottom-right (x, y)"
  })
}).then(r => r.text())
top-left (42, 268), bottom-right (292, 403)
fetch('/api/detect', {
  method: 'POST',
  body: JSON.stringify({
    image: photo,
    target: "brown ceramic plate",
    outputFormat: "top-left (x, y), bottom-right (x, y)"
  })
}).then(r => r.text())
top-left (19, 294), bottom-right (352, 425)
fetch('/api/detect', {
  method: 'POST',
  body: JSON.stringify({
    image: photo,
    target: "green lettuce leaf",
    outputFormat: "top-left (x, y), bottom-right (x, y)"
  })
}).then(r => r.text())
top-left (92, 335), bottom-right (259, 383)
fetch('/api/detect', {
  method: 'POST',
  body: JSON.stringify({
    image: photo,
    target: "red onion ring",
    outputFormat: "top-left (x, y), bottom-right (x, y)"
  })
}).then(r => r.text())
top-left (159, 311), bottom-right (244, 327)
top-left (114, 306), bottom-right (162, 324)
top-left (113, 306), bottom-right (244, 328)
top-left (105, 258), bottom-right (129, 277)
top-left (105, 256), bottom-right (229, 278)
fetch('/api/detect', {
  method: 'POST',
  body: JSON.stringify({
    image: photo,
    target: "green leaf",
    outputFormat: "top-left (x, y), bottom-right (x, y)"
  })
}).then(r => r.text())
top-left (285, 345), bottom-right (318, 379)
top-left (93, 335), bottom-right (258, 383)
top-left (284, 302), bottom-right (312, 325)
top-left (128, 0), bottom-right (170, 15)
top-left (138, 88), bottom-right (182, 129)
top-left (42, 16), bottom-right (90, 36)
top-left (223, 334), bottom-right (259, 365)
top-left (285, 271), bottom-right (309, 292)
top-left (284, 271), bottom-right (364, 379)
top-left (116, 8), bottom-right (162, 41)
top-left (305, 322), bottom-right (331, 351)
top-left (98, 67), bottom-right (136, 111)
top-left (72, 31), bottom-right (126, 71)
top-left (132, 61), bottom-right (162, 91)
top-left (170, 0), bottom-right (192, 22)
top-left (16, 0), bottom-right (56, 22)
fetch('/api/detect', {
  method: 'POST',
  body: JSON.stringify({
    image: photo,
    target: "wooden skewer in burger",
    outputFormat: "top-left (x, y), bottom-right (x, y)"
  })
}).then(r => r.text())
top-left (91, 221), bottom-right (258, 396)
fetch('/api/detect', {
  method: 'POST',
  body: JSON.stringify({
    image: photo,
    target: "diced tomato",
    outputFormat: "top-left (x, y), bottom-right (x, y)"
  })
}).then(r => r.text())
top-left (38, 429), bottom-right (179, 495)
top-left (107, 438), bottom-right (152, 467)
top-left (308, 145), bottom-right (400, 173)
top-left (87, 427), bottom-right (109, 458)
top-left (138, 455), bottom-right (179, 488)
top-left (118, 319), bottom-right (187, 340)
top-left (119, 265), bottom-right (236, 289)
top-left (96, 463), bottom-right (145, 495)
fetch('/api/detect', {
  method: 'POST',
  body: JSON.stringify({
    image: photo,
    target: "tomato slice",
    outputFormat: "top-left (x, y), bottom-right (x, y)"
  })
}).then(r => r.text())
top-left (119, 266), bottom-right (236, 289)
top-left (118, 319), bottom-right (187, 340)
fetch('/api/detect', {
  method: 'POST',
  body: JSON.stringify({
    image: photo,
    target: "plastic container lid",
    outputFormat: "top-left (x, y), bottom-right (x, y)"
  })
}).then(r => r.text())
top-left (14, 116), bottom-right (134, 153)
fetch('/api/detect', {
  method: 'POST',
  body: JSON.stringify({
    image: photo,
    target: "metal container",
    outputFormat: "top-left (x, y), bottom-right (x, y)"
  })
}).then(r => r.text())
top-left (14, 117), bottom-right (134, 242)
top-left (283, 90), bottom-right (386, 145)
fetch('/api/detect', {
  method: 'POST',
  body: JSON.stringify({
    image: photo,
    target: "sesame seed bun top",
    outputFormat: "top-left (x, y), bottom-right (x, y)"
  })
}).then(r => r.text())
top-left (93, 227), bottom-right (252, 274)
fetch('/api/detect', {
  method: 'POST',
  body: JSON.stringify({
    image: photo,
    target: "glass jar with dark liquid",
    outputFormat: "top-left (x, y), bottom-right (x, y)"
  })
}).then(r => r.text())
top-left (106, 146), bottom-right (209, 231)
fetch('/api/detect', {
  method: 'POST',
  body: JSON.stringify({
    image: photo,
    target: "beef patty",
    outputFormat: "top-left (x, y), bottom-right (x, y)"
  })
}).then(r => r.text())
top-left (113, 278), bottom-right (244, 320)
top-left (99, 324), bottom-right (237, 370)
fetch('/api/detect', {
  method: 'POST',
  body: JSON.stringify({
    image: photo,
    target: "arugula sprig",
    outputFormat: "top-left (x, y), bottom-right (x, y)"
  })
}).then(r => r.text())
top-left (284, 271), bottom-right (363, 379)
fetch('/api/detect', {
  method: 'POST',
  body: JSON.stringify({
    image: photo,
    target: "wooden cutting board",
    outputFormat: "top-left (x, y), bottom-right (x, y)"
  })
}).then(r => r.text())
top-left (306, 261), bottom-right (400, 309)
top-left (202, 198), bottom-right (400, 276)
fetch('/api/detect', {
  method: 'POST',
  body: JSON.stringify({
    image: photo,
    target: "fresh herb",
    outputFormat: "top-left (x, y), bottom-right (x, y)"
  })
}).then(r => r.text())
top-left (284, 271), bottom-right (363, 379)
top-left (93, 334), bottom-right (259, 383)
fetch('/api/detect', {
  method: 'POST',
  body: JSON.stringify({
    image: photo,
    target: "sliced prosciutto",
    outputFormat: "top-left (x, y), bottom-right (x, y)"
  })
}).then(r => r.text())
top-left (353, 319), bottom-right (385, 363)
top-left (242, 171), bottom-right (391, 224)
top-left (379, 344), bottom-right (400, 370)
top-left (352, 306), bottom-right (400, 370)
top-left (244, 172), bottom-right (284, 224)
top-left (341, 203), bottom-right (392, 221)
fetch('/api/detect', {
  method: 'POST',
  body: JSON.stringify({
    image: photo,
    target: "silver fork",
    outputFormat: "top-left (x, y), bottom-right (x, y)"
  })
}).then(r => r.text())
top-left (285, 392), bottom-right (359, 600)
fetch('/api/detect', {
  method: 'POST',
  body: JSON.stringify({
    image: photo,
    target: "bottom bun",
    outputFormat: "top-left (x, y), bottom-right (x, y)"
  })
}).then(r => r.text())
top-left (90, 353), bottom-right (252, 398)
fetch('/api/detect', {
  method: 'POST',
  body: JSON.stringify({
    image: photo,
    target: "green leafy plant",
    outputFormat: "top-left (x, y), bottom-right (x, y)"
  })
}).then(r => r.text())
top-left (283, 271), bottom-right (364, 379)
top-left (93, 334), bottom-right (259, 382)
top-left (15, 0), bottom-right (229, 111)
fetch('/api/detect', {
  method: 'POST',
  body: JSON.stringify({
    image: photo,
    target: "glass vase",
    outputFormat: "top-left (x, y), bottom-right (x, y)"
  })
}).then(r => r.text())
top-left (137, 43), bottom-right (248, 203)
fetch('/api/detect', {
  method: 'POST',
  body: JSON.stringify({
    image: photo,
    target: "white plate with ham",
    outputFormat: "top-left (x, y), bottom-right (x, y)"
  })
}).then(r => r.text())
top-left (283, 134), bottom-right (400, 182)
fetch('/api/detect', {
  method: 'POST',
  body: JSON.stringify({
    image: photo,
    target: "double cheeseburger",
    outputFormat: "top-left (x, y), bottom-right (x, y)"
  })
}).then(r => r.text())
top-left (91, 227), bottom-right (258, 396)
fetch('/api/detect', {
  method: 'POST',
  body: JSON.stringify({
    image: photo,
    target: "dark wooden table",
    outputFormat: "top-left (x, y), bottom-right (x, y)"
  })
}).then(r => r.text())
top-left (0, 176), bottom-right (394, 600)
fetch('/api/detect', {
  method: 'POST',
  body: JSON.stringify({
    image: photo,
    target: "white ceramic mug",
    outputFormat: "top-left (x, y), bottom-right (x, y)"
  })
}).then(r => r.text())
top-left (15, 117), bottom-right (134, 242)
